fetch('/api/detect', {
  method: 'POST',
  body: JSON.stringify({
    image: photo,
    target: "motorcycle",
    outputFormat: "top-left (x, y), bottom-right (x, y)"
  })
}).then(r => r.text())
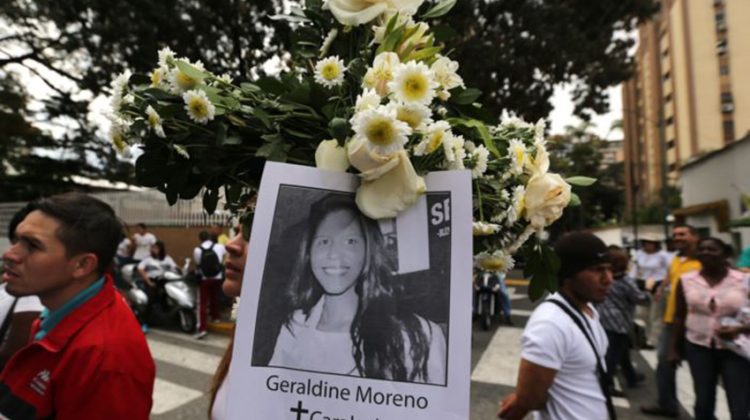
top-left (120, 258), bottom-right (197, 333)
top-left (474, 274), bottom-right (500, 331)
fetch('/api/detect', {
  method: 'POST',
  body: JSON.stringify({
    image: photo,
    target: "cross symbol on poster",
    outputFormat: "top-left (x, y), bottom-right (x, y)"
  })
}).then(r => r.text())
top-left (290, 400), bottom-right (309, 420)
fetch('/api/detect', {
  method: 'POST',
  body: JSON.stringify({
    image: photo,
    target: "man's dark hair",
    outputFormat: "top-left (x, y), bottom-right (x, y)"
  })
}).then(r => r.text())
top-left (28, 193), bottom-right (123, 276)
top-left (673, 223), bottom-right (698, 236)
top-left (199, 230), bottom-right (210, 242)
top-left (137, 222), bottom-right (147, 230)
top-left (7, 204), bottom-right (33, 241)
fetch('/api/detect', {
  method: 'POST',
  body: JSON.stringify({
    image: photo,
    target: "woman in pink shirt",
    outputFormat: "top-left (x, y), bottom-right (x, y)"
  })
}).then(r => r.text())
top-left (670, 237), bottom-right (750, 420)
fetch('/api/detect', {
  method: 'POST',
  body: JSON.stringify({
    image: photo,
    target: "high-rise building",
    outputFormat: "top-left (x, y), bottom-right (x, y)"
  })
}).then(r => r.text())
top-left (622, 0), bottom-right (750, 214)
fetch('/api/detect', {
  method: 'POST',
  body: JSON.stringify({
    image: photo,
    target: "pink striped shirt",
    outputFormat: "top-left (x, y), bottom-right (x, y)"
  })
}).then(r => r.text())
top-left (682, 268), bottom-right (749, 348)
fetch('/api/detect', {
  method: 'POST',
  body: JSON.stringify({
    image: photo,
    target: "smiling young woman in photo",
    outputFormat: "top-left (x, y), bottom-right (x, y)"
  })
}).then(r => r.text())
top-left (268, 194), bottom-right (446, 384)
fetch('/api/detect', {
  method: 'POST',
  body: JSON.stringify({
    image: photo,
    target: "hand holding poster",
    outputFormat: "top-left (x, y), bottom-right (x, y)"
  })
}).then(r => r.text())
top-left (226, 162), bottom-right (471, 419)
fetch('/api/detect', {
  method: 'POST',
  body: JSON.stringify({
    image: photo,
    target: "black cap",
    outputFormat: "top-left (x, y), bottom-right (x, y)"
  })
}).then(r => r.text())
top-left (554, 232), bottom-right (609, 279)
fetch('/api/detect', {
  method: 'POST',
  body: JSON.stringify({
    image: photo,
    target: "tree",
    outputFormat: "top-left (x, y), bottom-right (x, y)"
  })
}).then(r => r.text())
top-left (546, 123), bottom-right (625, 235)
top-left (0, 0), bottom-right (657, 197)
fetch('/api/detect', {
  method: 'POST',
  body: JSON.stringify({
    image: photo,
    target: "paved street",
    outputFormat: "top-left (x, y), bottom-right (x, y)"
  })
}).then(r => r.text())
top-left (149, 280), bottom-right (730, 419)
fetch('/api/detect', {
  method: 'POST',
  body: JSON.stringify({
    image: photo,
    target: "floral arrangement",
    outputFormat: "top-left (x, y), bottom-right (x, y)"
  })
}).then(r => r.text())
top-left (107, 0), bottom-right (591, 298)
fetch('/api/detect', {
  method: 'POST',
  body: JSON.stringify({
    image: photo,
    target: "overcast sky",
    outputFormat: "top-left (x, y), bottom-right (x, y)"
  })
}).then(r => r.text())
top-left (548, 84), bottom-right (623, 140)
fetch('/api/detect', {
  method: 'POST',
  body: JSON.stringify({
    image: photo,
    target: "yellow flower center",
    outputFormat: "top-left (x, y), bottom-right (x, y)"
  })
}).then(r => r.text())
top-left (176, 71), bottom-right (197, 90)
top-left (396, 108), bottom-right (422, 130)
top-left (365, 118), bottom-right (396, 147)
top-left (148, 113), bottom-right (159, 128)
top-left (403, 74), bottom-right (427, 101)
top-left (188, 98), bottom-right (208, 118)
top-left (151, 70), bottom-right (163, 86)
top-left (426, 131), bottom-right (444, 154)
top-left (321, 63), bottom-right (341, 81)
top-left (112, 133), bottom-right (126, 152)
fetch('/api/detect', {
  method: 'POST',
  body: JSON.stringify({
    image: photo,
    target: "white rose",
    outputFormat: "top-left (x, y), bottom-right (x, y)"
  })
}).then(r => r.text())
top-left (523, 173), bottom-right (571, 229)
top-left (315, 139), bottom-right (350, 172)
top-left (325, 0), bottom-right (424, 26)
top-left (355, 150), bottom-right (426, 219)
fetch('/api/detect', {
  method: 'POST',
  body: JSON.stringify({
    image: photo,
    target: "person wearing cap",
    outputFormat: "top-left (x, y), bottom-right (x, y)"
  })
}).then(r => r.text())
top-left (631, 234), bottom-right (671, 348)
top-left (498, 232), bottom-right (615, 420)
top-left (641, 224), bottom-right (701, 418)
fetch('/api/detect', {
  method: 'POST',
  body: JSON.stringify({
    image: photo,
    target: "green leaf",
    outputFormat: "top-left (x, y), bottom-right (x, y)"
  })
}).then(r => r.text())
top-left (216, 124), bottom-right (227, 146)
top-left (422, 0), bottom-right (457, 19)
top-left (565, 176), bottom-right (597, 186)
top-left (142, 88), bottom-right (175, 101)
top-left (449, 88), bottom-right (482, 105)
top-left (175, 60), bottom-right (208, 81)
top-left (329, 117), bottom-right (350, 142)
top-left (568, 192), bottom-right (581, 206)
top-left (405, 46), bottom-right (443, 62)
top-left (135, 153), bottom-right (167, 188)
top-left (255, 77), bottom-right (287, 96)
top-left (240, 83), bottom-right (261, 94)
top-left (253, 108), bottom-right (273, 129)
top-left (203, 188), bottom-right (219, 214)
top-left (257, 133), bottom-right (290, 161)
top-left (377, 23), bottom-right (406, 54)
top-left (447, 117), bottom-right (500, 158)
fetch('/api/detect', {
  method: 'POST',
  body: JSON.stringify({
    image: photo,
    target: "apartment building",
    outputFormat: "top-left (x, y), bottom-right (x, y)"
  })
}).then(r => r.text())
top-left (622, 0), bottom-right (750, 212)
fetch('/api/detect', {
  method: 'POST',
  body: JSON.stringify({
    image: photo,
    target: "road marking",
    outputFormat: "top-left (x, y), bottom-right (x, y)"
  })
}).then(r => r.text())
top-left (151, 378), bottom-right (203, 415)
top-left (148, 339), bottom-right (222, 375)
top-left (506, 279), bottom-right (529, 287)
top-left (640, 349), bottom-right (730, 419)
top-left (150, 328), bottom-right (229, 350)
top-left (471, 327), bottom-right (522, 386)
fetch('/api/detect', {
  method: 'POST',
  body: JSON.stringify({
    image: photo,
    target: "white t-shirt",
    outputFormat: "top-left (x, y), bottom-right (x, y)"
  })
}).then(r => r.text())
top-left (521, 293), bottom-right (609, 420)
top-left (632, 250), bottom-right (670, 282)
top-left (116, 237), bottom-right (132, 258)
top-left (133, 232), bottom-right (157, 261)
top-left (137, 256), bottom-right (177, 279)
top-left (270, 296), bottom-right (447, 385)
top-left (0, 284), bottom-right (44, 328)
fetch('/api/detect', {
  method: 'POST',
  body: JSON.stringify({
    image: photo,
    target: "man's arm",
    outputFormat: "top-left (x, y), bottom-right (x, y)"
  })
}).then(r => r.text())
top-left (498, 359), bottom-right (557, 419)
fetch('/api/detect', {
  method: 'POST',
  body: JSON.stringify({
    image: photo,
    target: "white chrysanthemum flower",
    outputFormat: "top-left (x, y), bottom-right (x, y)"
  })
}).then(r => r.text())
top-left (388, 61), bottom-right (438, 105)
top-left (363, 52), bottom-right (400, 96)
top-left (526, 139), bottom-right (550, 174)
top-left (109, 70), bottom-right (132, 114)
top-left (145, 105), bottom-right (166, 138)
top-left (158, 47), bottom-right (176, 67)
top-left (173, 144), bottom-right (190, 159)
top-left (468, 144), bottom-right (490, 179)
top-left (108, 117), bottom-right (130, 154)
top-left (534, 118), bottom-right (546, 142)
top-left (314, 56), bottom-right (346, 88)
top-left (446, 135), bottom-right (466, 169)
top-left (216, 73), bottom-right (233, 85)
top-left (473, 221), bottom-right (501, 236)
top-left (436, 106), bottom-right (448, 117)
top-left (431, 56), bottom-right (464, 91)
top-left (355, 88), bottom-right (381, 113)
top-left (499, 114), bottom-right (534, 130)
top-left (464, 140), bottom-right (477, 153)
top-left (319, 28), bottom-right (339, 57)
top-left (507, 185), bottom-right (526, 225)
top-left (508, 139), bottom-right (527, 175)
top-left (169, 67), bottom-right (199, 93)
top-left (475, 250), bottom-right (515, 272)
top-left (182, 89), bottom-right (216, 124)
top-left (390, 102), bottom-right (432, 132)
top-left (351, 105), bottom-right (411, 155)
top-left (413, 120), bottom-right (452, 156)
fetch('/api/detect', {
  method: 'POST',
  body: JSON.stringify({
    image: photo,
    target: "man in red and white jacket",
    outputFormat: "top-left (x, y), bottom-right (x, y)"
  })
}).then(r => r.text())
top-left (0, 193), bottom-right (155, 419)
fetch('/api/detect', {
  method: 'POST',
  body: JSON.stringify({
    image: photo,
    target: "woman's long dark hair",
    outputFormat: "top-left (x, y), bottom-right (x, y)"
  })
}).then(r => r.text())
top-left (283, 194), bottom-right (433, 382)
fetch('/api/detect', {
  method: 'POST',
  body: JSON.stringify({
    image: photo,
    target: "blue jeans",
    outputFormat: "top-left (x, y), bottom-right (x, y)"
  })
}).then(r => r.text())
top-left (497, 279), bottom-right (511, 317)
top-left (656, 323), bottom-right (678, 411)
top-left (685, 341), bottom-right (750, 420)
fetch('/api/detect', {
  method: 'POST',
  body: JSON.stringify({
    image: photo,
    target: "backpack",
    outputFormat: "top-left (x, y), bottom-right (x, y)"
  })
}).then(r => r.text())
top-left (199, 242), bottom-right (222, 278)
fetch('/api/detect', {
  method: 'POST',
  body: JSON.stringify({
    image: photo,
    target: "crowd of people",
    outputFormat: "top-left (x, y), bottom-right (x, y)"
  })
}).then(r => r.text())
top-left (0, 191), bottom-right (748, 419)
top-left (499, 226), bottom-right (750, 420)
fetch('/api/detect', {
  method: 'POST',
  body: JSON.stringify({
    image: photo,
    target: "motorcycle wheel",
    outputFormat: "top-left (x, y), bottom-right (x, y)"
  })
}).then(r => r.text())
top-left (178, 309), bottom-right (197, 333)
top-left (480, 299), bottom-right (491, 330)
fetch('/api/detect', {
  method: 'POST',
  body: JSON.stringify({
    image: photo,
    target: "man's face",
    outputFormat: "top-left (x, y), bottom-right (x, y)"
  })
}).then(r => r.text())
top-left (672, 226), bottom-right (698, 253)
top-left (570, 262), bottom-right (614, 304)
top-left (2, 211), bottom-right (78, 298)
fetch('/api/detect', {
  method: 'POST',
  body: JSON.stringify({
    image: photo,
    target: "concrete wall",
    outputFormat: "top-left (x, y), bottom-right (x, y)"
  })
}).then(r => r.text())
top-left (681, 138), bottom-right (750, 247)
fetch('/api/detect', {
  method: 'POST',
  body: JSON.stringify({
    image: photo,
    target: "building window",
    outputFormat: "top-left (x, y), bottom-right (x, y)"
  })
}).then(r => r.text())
top-left (667, 139), bottom-right (675, 149)
top-left (663, 71), bottom-right (671, 81)
top-left (720, 65), bottom-right (730, 75)
top-left (664, 93), bottom-right (672, 103)
top-left (723, 120), bottom-right (734, 142)
top-left (665, 116), bottom-right (674, 126)
top-left (662, 48), bottom-right (669, 58)
top-left (717, 40), bottom-right (728, 55)
top-left (721, 92), bottom-right (733, 103)
top-left (668, 163), bottom-right (677, 172)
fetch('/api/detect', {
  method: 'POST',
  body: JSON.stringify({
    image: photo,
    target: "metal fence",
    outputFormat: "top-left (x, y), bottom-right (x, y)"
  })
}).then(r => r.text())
top-left (0, 190), bottom-right (231, 229)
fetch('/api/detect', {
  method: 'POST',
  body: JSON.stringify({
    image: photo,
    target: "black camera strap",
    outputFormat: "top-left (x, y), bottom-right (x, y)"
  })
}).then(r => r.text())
top-left (546, 297), bottom-right (617, 420)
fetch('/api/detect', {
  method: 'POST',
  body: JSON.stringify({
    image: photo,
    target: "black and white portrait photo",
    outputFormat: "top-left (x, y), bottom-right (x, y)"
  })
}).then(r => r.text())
top-left (226, 163), bottom-right (472, 419)
top-left (251, 186), bottom-right (450, 386)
